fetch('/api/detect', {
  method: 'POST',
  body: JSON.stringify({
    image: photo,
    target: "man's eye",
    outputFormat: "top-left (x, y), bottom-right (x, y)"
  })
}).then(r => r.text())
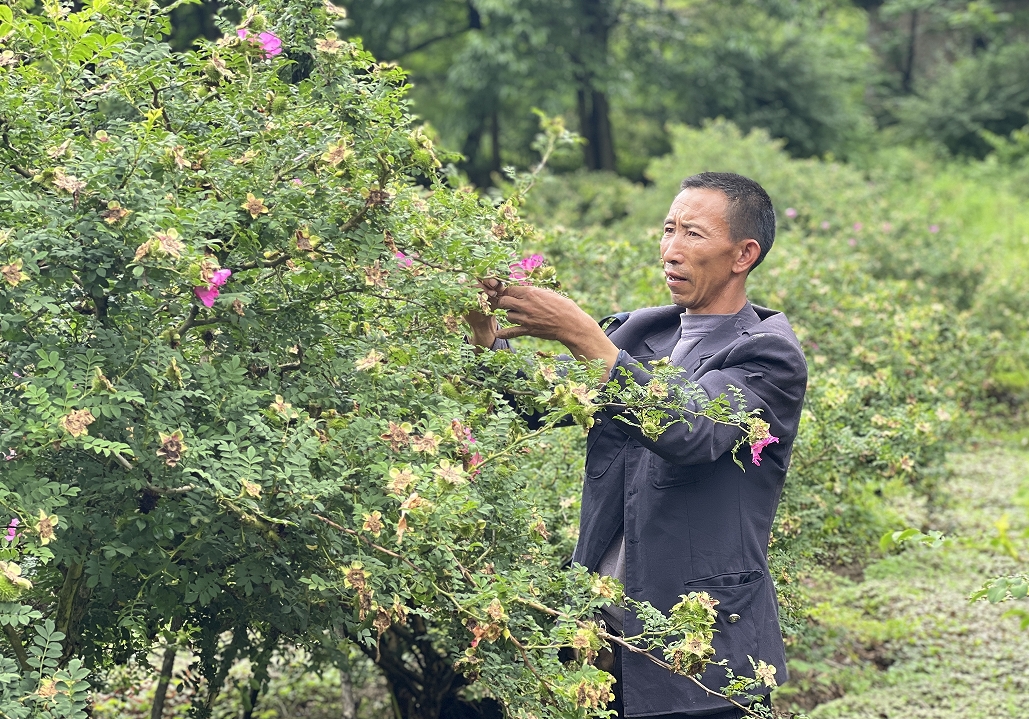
top-left (663, 226), bottom-right (673, 234)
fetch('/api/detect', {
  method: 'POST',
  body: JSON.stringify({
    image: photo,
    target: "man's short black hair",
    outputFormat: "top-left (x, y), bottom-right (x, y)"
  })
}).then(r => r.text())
top-left (679, 172), bottom-right (776, 270)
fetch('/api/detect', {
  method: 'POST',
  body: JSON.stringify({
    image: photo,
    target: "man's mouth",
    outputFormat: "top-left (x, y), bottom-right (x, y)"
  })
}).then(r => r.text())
top-left (665, 271), bottom-right (689, 283)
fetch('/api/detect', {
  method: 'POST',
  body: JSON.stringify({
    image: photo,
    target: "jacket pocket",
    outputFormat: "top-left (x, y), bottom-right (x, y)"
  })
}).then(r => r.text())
top-left (649, 453), bottom-right (716, 489)
top-left (585, 418), bottom-right (629, 479)
top-left (684, 570), bottom-right (767, 673)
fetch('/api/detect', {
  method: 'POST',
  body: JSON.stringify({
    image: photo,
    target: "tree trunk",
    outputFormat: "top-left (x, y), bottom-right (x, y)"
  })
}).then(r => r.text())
top-left (577, 87), bottom-right (616, 171)
top-left (901, 9), bottom-right (918, 94)
top-left (489, 109), bottom-right (501, 175)
top-left (150, 616), bottom-right (185, 719)
top-left (341, 667), bottom-right (357, 719)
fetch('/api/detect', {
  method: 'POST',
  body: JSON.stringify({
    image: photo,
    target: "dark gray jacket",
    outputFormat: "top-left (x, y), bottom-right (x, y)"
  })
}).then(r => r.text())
top-left (576, 302), bottom-right (807, 717)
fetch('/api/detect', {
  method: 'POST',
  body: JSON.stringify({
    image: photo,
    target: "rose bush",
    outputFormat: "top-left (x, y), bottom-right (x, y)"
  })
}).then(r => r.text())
top-left (0, 2), bottom-right (776, 718)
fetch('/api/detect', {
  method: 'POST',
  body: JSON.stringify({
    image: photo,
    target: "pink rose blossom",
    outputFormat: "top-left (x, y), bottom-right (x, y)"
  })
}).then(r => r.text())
top-left (395, 251), bottom-right (413, 268)
top-left (848, 238), bottom-right (857, 247)
top-left (291, 178), bottom-right (303, 186)
top-left (852, 222), bottom-right (863, 232)
top-left (2, 448), bottom-right (15, 461)
top-left (5, 517), bottom-right (19, 542)
top-left (237, 28), bottom-right (283, 58)
top-left (784, 208), bottom-right (797, 219)
top-left (194, 268), bottom-right (232, 308)
top-left (820, 221), bottom-right (831, 230)
top-left (929, 224), bottom-right (940, 234)
top-left (510, 253), bottom-right (544, 280)
top-left (750, 435), bottom-right (779, 466)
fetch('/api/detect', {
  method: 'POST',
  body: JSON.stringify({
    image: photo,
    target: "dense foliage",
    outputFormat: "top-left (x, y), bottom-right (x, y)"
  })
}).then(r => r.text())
top-left (0, 2), bottom-right (780, 718)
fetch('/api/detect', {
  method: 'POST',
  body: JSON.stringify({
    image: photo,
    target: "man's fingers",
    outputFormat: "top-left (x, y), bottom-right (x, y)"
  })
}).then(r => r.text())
top-left (494, 325), bottom-right (529, 340)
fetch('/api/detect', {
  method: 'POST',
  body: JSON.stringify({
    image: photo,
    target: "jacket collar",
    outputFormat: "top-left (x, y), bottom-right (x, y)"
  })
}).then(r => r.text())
top-left (642, 301), bottom-right (760, 359)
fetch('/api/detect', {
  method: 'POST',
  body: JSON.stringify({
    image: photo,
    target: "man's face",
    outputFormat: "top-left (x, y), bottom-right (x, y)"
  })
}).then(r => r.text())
top-left (660, 188), bottom-right (744, 313)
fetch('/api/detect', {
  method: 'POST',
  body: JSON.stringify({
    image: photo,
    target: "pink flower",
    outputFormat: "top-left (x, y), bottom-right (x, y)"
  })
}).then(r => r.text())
top-left (750, 435), bottom-right (779, 466)
top-left (237, 28), bottom-right (283, 58)
top-left (820, 221), bottom-right (830, 230)
top-left (852, 222), bottom-right (863, 232)
top-left (848, 238), bottom-right (857, 247)
top-left (194, 268), bottom-right (232, 308)
top-left (467, 452), bottom-right (484, 477)
top-left (291, 178), bottom-right (303, 186)
top-left (2, 448), bottom-right (15, 461)
top-left (395, 251), bottom-right (413, 268)
top-left (510, 254), bottom-right (545, 280)
top-left (929, 224), bottom-right (940, 234)
top-left (784, 208), bottom-right (797, 219)
top-left (5, 517), bottom-right (19, 542)
top-left (882, 222), bottom-right (893, 232)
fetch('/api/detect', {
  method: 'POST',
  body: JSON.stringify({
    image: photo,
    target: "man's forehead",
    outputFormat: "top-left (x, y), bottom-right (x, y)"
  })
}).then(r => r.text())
top-left (665, 188), bottom-right (729, 224)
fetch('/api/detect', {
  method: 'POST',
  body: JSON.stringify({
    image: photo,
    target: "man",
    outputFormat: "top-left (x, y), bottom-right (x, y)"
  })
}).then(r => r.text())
top-left (468, 172), bottom-right (807, 718)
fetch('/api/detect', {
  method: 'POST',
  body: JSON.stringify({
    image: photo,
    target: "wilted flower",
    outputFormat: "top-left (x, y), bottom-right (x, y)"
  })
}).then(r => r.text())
top-left (241, 479), bottom-right (262, 498)
top-left (241, 193), bottom-right (269, 219)
top-left (52, 168), bottom-right (86, 194)
top-left (379, 421), bottom-right (413, 451)
top-left (433, 459), bottom-right (467, 486)
top-left (362, 510), bottom-right (383, 536)
top-left (100, 201), bottom-right (131, 225)
top-left (237, 28), bottom-right (283, 58)
top-left (232, 299), bottom-right (246, 316)
top-left (157, 430), bottom-right (187, 467)
top-left (411, 431), bottom-right (441, 455)
top-left (59, 408), bottom-right (95, 437)
top-left (270, 394), bottom-right (298, 419)
top-left (364, 260), bottom-right (387, 287)
top-left (154, 228), bottom-right (184, 257)
top-left (35, 509), bottom-right (59, 545)
top-left (355, 349), bottom-right (384, 371)
top-left (342, 561), bottom-right (370, 589)
top-left (2, 259), bottom-right (29, 287)
top-left (324, 0), bottom-right (347, 16)
top-left (321, 140), bottom-right (352, 166)
top-left (316, 36), bottom-right (345, 54)
top-left (754, 660), bottom-right (778, 687)
top-left (387, 466), bottom-right (417, 495)
top-left (194, 268), bottom-right (232, 308)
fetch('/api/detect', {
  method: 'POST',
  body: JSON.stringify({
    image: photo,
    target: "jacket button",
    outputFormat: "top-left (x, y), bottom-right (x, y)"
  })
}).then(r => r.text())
top-left (728, 613), bottom-right (741, 623)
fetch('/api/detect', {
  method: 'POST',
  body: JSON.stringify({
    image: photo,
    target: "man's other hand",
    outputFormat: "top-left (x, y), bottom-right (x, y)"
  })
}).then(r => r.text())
top-left (464, 278), bottom-right (503, 349)
top-left (495, 285), bottom-right (619, 376)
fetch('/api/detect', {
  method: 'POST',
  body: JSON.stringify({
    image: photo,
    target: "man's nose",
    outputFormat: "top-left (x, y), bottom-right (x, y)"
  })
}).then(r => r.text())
top-left (661, 235), bottom-right (685, 264)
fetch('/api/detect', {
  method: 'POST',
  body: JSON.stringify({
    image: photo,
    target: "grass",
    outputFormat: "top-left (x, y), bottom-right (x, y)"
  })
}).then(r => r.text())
top-left (779, 445), bottom-right (1029, 718)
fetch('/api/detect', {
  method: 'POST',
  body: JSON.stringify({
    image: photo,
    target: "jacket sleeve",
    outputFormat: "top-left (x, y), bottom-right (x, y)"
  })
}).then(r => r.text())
top-left (603, 332), bottom-right (808, 466)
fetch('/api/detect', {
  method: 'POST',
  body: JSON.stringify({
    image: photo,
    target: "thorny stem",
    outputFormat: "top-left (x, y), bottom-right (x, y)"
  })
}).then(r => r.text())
top-left (313, 514), bottom-right (420, 572)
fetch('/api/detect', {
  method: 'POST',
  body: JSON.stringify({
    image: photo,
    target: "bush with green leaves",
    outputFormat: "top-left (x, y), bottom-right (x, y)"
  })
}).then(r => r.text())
top-left (0, 3), bottom-right (782, 718)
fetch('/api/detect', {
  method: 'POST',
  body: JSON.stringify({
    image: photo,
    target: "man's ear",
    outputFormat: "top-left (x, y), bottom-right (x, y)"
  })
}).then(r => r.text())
top-left (734, 239), bottom-right (762, 274)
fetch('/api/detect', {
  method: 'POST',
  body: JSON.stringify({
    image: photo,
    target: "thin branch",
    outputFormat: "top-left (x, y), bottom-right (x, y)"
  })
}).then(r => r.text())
top-left (508, 633), bottom-right (558, 704)
top-left (146, 484), bottom-right (196, 495)
top-left (313, 514), bottom-right (420, 572)
top-left (1, 625), bottom-right (30, 672)
top-left (148, 81), bottom-right (175, 133)
top-left (112, 451), bottom-right (134, 471)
